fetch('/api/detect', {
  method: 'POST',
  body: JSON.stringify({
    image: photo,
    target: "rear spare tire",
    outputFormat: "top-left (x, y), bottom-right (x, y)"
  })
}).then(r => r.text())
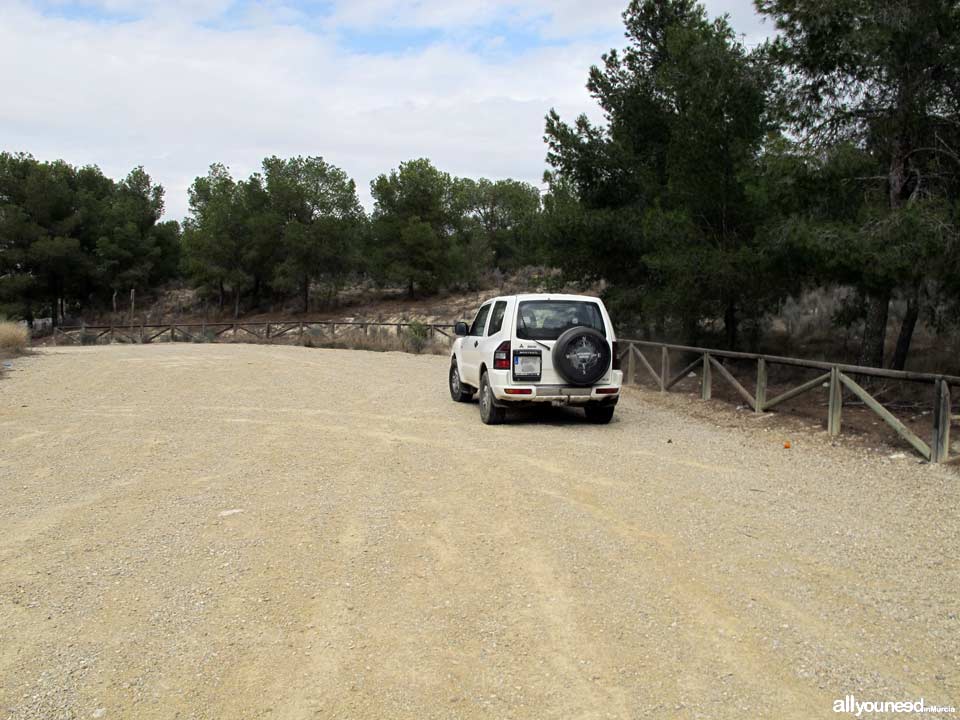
top-left (552, 327), bottom-right (611, 386)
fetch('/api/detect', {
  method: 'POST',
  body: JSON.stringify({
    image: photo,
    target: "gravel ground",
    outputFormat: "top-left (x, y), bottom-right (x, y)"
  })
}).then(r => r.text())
top-left (1, 344), bottom-right (957, 720)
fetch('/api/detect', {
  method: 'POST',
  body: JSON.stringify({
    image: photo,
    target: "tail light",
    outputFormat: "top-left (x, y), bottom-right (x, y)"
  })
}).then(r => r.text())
top-left (612, 341), bottom-right (621, 370)
top-left (493, 341), bottom-right (511, 370)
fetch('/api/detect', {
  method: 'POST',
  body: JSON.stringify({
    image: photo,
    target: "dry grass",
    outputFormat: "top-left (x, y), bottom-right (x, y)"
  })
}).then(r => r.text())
top-left (204, 325), bottom-right (451, 356)
top-left (0, 321), bottom-right (30, 356)
top-left (300, 329), bottom-right (450, 356)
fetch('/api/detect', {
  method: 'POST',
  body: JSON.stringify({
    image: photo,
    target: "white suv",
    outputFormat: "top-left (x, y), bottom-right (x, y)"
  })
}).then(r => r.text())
top-left (448, 293), bottom-right (623, 424)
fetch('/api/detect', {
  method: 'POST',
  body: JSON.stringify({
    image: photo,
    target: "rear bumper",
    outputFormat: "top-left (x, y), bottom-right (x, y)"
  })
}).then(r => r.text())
top-left (488, 369), bottom-right (623, 405)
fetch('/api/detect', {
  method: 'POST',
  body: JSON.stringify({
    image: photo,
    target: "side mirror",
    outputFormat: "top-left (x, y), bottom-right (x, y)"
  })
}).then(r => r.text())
top-left (454, 321), bottom-right (469, 337)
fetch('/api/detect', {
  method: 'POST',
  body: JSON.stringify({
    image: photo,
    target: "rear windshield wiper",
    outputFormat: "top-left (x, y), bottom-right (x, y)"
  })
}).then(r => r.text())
top-left (518, 313), bottom-right (552, 351)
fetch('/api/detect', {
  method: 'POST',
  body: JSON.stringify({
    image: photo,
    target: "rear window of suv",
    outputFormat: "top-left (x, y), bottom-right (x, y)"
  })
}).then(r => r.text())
top-left (515, 300), bottom-right (606, 341)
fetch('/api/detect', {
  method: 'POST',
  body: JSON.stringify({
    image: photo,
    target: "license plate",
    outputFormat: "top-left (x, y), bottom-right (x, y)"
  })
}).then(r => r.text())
top-left (514, 354), bottom-right (541, 377)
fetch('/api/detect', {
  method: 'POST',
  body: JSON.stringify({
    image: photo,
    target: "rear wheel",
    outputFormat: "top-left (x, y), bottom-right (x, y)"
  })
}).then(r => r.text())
top-left (479, 372), bottom-right (506, 425)
top-left (449, 361), bottom-right (473, 402)
top-left (584, 404), bottom-right (615, 424)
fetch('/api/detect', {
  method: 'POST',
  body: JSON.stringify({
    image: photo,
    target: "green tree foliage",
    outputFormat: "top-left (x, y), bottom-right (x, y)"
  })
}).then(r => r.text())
top-left (0, 152), bottom-right (179, 324)
top-left (460, 178), bottom-right (544, 271)
top-left (545, 0), bottom-right (775, 347)
top-left (182, 157), bottom-right (366, 315)
top-left (369, 159), bottom-right (472, 296)
top-left (181, 163), bottom-right (249, 315)
top-left (757, 0), bottom-right (960, 367)
top-left (265, 156), bottom-right (365, 312)
top-left (97, 167), bottom-right (178, 294)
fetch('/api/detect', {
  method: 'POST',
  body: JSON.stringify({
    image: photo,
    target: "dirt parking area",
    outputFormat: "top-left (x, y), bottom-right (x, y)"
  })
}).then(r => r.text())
top-left (1, 344), bottom-right (957, 719)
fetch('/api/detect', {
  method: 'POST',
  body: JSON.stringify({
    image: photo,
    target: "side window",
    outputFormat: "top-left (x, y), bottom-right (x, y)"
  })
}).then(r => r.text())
top-left (487, 301), bottom-right (508, 336)
top-left (469, 304), bottom-right (492, 336)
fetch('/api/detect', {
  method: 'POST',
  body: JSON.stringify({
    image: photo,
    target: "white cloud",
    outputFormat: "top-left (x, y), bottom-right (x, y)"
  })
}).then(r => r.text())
top-left (0, 0), bottom-right (770, 220)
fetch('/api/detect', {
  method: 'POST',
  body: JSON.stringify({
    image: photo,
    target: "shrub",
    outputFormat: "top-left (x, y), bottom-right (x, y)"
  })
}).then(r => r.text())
top-left (405, 321), bottom-right (430, 354)
top-left (0, 321), bottom-right (29, 354)
top-left (192, 329), bottom-right (216, 343)
top-left (300, 328), bottom-right (449, 355)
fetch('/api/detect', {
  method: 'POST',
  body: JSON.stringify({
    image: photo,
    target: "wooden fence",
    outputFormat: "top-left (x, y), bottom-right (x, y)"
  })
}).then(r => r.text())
top-left (618, 339), bottom-right (958, 465)
top-left (50, 320), bottom-right (956, 464)
top-left (52, 320), bottom-right (456, 345)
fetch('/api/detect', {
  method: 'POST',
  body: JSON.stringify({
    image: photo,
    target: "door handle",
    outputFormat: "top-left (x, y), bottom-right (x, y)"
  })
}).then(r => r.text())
top-left (473, 340), bottom-right (479, 348)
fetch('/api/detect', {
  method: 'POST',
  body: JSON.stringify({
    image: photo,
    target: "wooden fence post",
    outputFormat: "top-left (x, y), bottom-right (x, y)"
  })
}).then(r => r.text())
top-left (298, 322), bottom-right (304, 341)
top-left (660, 346), bottom-right (669, 393)
top-left (169, 324), bottom-right (176, 342)
top-left (755, 358), bottom-right (767, 413)
top-left (828, 366), bottom-right (842, 437)
top-left (626, 343), bottom-right (636, 385)
top-left (265, 323), bottom-right (272, 340)
top-left (139, 324), bottom-right (145, 344)
top-left (932, 379), bottom-right (952, 463)
top-left (701, 353), bottom-right (712, 400)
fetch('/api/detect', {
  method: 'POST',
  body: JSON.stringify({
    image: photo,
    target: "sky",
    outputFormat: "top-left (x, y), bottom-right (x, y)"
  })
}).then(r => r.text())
top-left (1, 0), bottom-right (774, 220)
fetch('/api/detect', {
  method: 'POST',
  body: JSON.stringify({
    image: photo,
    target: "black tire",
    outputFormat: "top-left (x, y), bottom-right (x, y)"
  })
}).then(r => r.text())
top-left (479, 372), bottom-right (506, 425)
top-left (552, 327), bottom-right (611, 387)
top-left (449, 361), bottom-right (474, 402)
top-left (584, 404), bottom-right (616, 424)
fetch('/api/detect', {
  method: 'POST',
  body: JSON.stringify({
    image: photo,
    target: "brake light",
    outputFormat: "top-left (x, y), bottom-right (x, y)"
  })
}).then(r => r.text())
top-left (597, 387), bottom-right (619, 395)
top-left (504, 388), bottom-right (533, 395)
top-left (493, 340), bottom-right (511, 370)
top-left (612, 341), bottom-right (621, 370)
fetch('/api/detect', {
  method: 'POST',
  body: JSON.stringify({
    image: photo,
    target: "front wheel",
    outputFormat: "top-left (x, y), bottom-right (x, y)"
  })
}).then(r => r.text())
top-left (584, 404), bottom-right (616, 424)
top-left (479, 372), bottom-right (506, 425)
top-left (449, 361), bottom-right (474, 402)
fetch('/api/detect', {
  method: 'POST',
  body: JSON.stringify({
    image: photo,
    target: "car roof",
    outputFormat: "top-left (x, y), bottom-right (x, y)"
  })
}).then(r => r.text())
top-left (486, 293), bottom-right (602, 303)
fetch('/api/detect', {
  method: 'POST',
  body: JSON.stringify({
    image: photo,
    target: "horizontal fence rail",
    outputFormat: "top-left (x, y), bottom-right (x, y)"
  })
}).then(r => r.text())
top-left (618, 339), bottom-right (957, 465)
top-left (52, 320), bottom-right (456, 345)
top-left (49, 321), bottom-right (956, 464)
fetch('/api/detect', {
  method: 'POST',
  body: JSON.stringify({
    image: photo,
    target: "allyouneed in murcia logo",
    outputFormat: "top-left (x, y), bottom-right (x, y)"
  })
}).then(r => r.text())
top-left (833, 695), bottom-right (956, 716)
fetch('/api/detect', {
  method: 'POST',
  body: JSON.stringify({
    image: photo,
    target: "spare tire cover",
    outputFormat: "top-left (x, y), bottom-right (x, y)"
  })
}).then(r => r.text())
top-left (552, 327), bottom-right (611, 387)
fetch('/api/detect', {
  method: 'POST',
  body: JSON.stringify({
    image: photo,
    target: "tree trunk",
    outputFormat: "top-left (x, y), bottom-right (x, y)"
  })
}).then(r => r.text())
top-left (890, 292), bottom-right (920, 371)
top-left (857, 291), bottom-right (890, 368)
top-left (234, 288), bottom-right (241, 320)
top-left (218, 280), bottom-right (225, 313)
top-left (302, 276), bottom-right (310, 314)
top-left (654, 313), bottom-right (665, 340)
top-left (858, 142), bottom-right (909, 369)
top-left (408, 278), bottom-right (415, 299)
top-left (684, 314), bottom-right (699, 347)
top-left (723, 301), bottom-right (738, 350)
